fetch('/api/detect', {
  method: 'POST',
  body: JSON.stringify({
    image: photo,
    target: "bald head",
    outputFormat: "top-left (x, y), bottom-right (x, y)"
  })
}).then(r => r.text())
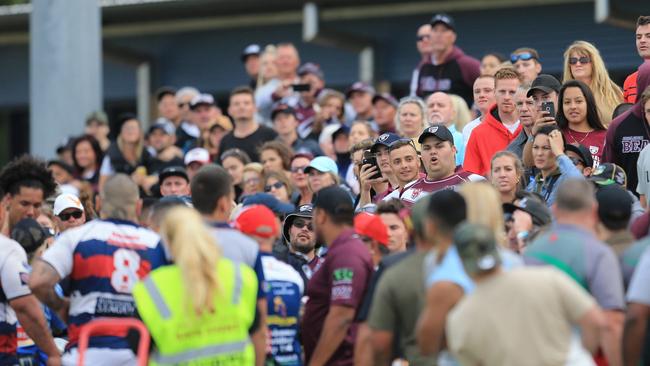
top-left (100, 174), bottom-right (140, 220)
top-left (426, 92), bottom-right (455, 125)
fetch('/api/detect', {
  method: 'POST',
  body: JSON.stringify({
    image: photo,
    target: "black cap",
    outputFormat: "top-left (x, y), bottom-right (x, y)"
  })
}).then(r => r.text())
top-left (503, 197), bottom-right (552, 227)
top-left (282, 204), bottom-right (314, 242)
top-left (159, 166), bottom-right (189, 184)
top-left (47, 160), bottom-right (75, 176)
top-left (346, 82), bottom-right (376, 99)
top-left (596, 186), bottom-right (633, 228)
top-left (271, 104), bottom-right (296, 121)
top-left (11, 218), bottom-right (52, 255)
top-left (313, 186), bottom-right (354, 218)
top-left (590, 163), bottom-right (627, 187)
top-left (564, 143), bottom-right (593, 169)
top-left (418, 124), bottom-right (455, 144)
top-left (370, 132), bottom-right (401, 153)
top-left (372, 93), bottom-right (399, 108)
top-left (527, 74), bottom-right (561, 97)
top-left (147, 122), bottom-right (174, 136)
top-left (241, 44), bottom-right (261, 62)
top-left (430, 13), bottom-right (455, 31)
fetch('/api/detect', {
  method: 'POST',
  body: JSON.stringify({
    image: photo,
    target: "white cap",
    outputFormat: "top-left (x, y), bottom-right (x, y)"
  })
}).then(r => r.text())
top-left (184, 147), bottom-right (211, 166)
top-left (53, 193), bottom-right (84, 216)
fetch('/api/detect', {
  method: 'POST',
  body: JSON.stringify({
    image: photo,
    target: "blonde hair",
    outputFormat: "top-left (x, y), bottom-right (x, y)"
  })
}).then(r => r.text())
top-left (562, 41), bottom-right (623, 125)
top-left (257, 45), bottom-right (277, 87)
top-left (160, 206), bottom-right (221, 314)
top-left (460, 182), bottom-right (507, 248)
top-left (395, 96), bottom-right (428, 137)
top-left (449, 94), bottom-right (472, 131)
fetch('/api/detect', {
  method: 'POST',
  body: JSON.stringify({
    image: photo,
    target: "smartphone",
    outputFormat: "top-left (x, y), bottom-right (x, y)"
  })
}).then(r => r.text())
top-left (540, 101), bottom-right (555, 118)
top-left (362, 150), bottom-right (382, 180)
top-left (291, 83), bottom-right (311, 92)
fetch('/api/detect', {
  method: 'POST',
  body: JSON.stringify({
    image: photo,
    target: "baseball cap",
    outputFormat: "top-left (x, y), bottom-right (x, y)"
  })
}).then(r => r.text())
top-left (354, 212), bottom-right (389, 246)
top-left (370, 132), bottom-right (401, 153)
top-left (590, 163), bottom-right (627, 186)
top-left (147, 122), bottom-right (174, 136)
top-left (372, 93), bottom-right (399, 108)
top-left (241, 44), bottom-right (261, 62)
top-left (53, 193), bottom-right (84, 216)
top-left (190, 93), bottom-right (215, 110)
top-left (430, 13), bottom-right (456, 31)
top-left (271, 104), bottom-right (296, 121)
top-left (11, 218), bottom-right (52, 255)
top-left (346, 82), bottom-right (376, 99)
top-left (313, 185), bottom-right (354, 218)
top-left (304, 156), bottom-right (338, 175)
top-left (454, 222), bottom-right (502, 274)
top-left (297, 62), bottom-right (324, 80)
top-left (503, 197), bottom-right (552, 227)
top-left (332, 125), bottom-right (350, 142)
top-left (234, 204), bottom-right (280, 239)
top-left (596, 186), bottom-right (633, 228)
top-left (242, 193), bottom-right (295, 216)
top-left (282, 204), bottom-right (314, 242)
top-left (527, 74), bottom-right (561, 97)
top-left (417, 124), bottom-right (455, 144)
top-left (564, 143), bottom-right (593, 169)
top-left (158, 166), bottom-right (189, 184)
top-left (184, 148), bottom-right (211, 166)
top-left (85, 111), bottom-right (108, 126)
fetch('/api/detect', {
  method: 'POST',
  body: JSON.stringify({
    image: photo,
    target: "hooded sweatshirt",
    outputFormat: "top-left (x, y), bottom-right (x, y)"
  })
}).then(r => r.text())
top-left (603, 62), bottom-right (650, 193)
top-left (414, 46), bottom-right (480, 106)
top-left (463, 104), bottom-right (522, 176)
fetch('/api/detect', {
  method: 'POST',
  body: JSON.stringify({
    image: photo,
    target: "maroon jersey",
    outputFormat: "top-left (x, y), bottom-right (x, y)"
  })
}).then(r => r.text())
top-left (383, 170), bottom-right (484, 207)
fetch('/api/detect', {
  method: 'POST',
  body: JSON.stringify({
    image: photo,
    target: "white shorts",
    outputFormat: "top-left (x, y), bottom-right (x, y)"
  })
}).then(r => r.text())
top-left (62, 348), bottom-right (137, 366)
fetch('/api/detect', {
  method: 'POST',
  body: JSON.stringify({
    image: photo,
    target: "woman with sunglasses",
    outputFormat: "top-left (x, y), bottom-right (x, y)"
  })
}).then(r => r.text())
top-left (562, 40), bottom-right (623, 126)
top-left (263, 171), bottom-right (293, 204)
top-left (510, 47), bottom-right (542, 84)
top-left (556, 80), bottom-right (607, 167)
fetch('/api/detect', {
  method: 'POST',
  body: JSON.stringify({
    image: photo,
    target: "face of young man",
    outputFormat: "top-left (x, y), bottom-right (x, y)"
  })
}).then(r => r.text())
top-left (6, 186), bottom-right (44, 231)
top-left (420, 136), bottom-right (456, 180)
top-left (160, 176), bottom-right (190, 197)
top-left (495, 78), bottom-right (520, 115)
top-left (389, 144), bottom-right (420, 186)
top-left (636, 23), bottom-right (650, 59)
top-left (158, 94), bottom-right (180, 121)
top-left (228, 93), bottom-right (256, 122)
top-left (473, 77), bottom-right (496, 115)
top-left (288, 217), bottom-right (316, 254)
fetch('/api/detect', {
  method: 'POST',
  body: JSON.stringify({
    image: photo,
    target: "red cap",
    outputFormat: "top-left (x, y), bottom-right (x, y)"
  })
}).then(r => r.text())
top-left (354, 212), bottom-right (389, 246)
top-left (234, 205), bottom-right (279, 239)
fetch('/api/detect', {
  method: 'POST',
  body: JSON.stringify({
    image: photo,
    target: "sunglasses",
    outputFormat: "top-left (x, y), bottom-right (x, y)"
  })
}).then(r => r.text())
top-left (568, 56), bottom-right (591, 65)
top-left (510, 52), bottom-right (536, 63)
top-left (416, 34), bottom-right (430, 42)
top-left (291, 166), bottom-right (308, 173)
top-left (293, 219), bottom-right (313, 231)
top-left (59, 210), bottom-right (83, 221)
top-left (264, 181), bottom-right (285, 192)
top-left (569, 157), bottom-right (585, 166)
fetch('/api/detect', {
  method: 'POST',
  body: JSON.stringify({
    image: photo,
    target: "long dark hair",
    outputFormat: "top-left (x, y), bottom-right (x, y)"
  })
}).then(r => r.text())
top-left (71, 134), bottom-right (104, 176)
top-left (556, 80), bottom-right (606, 131)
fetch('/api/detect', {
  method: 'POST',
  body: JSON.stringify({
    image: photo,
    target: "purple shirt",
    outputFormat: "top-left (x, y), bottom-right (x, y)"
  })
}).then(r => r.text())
top-left (301, 228), bottom-right (373, 365)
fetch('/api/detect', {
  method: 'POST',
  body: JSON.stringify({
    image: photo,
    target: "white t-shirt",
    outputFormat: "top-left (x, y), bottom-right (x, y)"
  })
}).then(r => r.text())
top-left (504, 120), bottom-right (521, 134)
top-left (462, 117), bottom-right (481, 147)
top-left (636, 144), bottom-right (650, 199)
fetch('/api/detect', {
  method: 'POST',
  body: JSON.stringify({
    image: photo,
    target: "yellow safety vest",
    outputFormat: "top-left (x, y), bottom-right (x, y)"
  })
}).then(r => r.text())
top-left (133, 259), bottom-right (257, 365)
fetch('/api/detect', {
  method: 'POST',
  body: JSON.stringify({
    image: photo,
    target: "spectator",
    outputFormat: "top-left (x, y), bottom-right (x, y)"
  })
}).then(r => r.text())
top-left (174, 86), bottom-right (201, 149)
top-left (255, 43), bottom-right (301, 122)
top-left (565, 143), bottom-right (594, 177)
top-left (449, 94), bottom-right (473, 133)
top-left (462, 75), bottom-right (496, 146)
top-left (409, 23), bottom-right (433, 97)
top-left (556, 80), bottom-right (607, 167)
top-left (349, 139), bottom-right (377, 208)
top-left (271, 104), bottom-right (322, 156)
top-left (507, 85), bottom-right (536, 159)
top-left (602, 65), bottom-right (650, 193)
top-left (0, 156), bottom-right (57, 236)
top-left (187, 93), bottom-right (222, 150)
top-left (346, 82), bottom-right (376, 123)
top-left (263, 171), bottom-right (293, 205)
top-left (30, 174), bottom-right (168, 365)
top-left (623, 16), bottom-right (650, 103)
top-left (47, 160), bottom-right (75, 187)
top-left (427, 92), bottom-right (465, 165)
top-left (242, 43), bottom-right (261, 88)
top-left (479, 52), bottom-right (506, 76)
top-left (490, 151), bottom-right (524, 203)
top-left (184, 147), bottom-right (211, 181)
top-left (259, 140), bottom-right (292, 177)
top-left (292, 62), bottom-right (325, 133)
top-left (221, 148), bottom-right (252, 202)
top-left (319, 121), bottom-right (343, 160)
top-left (562, 41), bottom-right (623, 126)
top-left (526, 126), bottom-right (583, 206)
top-left (154, 86), bottom-right (180, 127)
top-left (589, 163), bottom-right (645, 224)
top-left (71, 135), bottom-right (103, 193)
top-left (289, 154), bottom-right (313, 206)
top-left (145, 123), bottom-right (184, 175)
top-left (331, 126), bottom-right (352, 184)
top-left (414, 13), bottom-right (480, 106)
top-left (510, 47), bottom-right (542, 84)
top-left (255, 45), bottom-right (278, 91)
top-left (84, 111), bottom-right (111, 152)
top-left (354, 212), bottom-right (390, 268)
top-left (368, 132), bottom-right (401, 196)
top-left (347, 122), bottom-right (376, 194)
top-left (395, 96), bottom-right (428, 150)
top-left (447, 223), bottom-right (605, 366)
top-left (372, 93), bottom-right (398, 134)
top-left (304, 156), bottom-right (340, 195)
top-left (200, 118), bottom-right (234, 161)
top-left (382, 139), bottom-right (421, 203)
top-left (638, 142), bottom-right (649, 209)
top-left (220, 86), bottom-right (278, 163)
top-left (596, 185), bottom-right (635, 258)
top-left (522, 74), bottom-right (562, 167)
top-left (524, 179), bottom-right (625, 366)
top-left (277, 204), bottom-right (323, 286)
top-left (234, 205), bottom-right (303, 365)
top-left (625, 244), bottom-right (650, 365)
top-left (464, 68), bottom-right (522, 176)
top-left (52, 193), bottom-right (86, 233)
top-left (242, 163), bottom-right (264, 198)
top-left (158, 166), bottom-right (190, 197)
top-left (376, 199), bottom-right (409, 253)
top-left (55, 138), bottom-right (75, 167)
top-left (503, 194), bottom-right (552, 253)
top-left (310, 90), bottom-right (346, 141)
top-left (301, 186), bottom-right (373, 365)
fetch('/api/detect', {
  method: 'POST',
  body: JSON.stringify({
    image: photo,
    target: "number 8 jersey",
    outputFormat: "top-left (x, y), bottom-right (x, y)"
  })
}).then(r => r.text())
top-left (41, 219), bottom-right (168, 351)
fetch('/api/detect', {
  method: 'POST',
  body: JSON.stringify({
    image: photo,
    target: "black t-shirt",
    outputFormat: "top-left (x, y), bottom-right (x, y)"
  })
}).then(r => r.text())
top-left (218, 125), bottom-right (278, 162)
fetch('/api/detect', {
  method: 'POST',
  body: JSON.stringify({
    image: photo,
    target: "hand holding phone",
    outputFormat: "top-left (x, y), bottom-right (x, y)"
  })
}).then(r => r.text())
top-left (292, 84), bottom-right (311, 92)
top-left (540, 101), bottom-right (555, 119)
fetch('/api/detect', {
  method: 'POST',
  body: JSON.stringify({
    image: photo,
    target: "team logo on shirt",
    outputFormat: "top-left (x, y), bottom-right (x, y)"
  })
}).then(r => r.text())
top-left (411, 188), bottom-right (423, 199)
top-left (332, 268), bottom-right (354, 284)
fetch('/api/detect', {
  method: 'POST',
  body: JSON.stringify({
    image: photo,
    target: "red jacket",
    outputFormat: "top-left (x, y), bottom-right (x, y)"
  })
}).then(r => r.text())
top-left (463, 104), bottom-right (522, 175)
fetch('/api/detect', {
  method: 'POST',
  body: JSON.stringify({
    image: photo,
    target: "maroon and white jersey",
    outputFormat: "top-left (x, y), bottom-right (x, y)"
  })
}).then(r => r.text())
top-left (383, 171), bottom-right (484, 207)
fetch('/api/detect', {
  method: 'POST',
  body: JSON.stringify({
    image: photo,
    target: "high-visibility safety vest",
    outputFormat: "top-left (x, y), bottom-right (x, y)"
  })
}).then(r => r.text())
top-left (133, 258), bottom-right (257, 365)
